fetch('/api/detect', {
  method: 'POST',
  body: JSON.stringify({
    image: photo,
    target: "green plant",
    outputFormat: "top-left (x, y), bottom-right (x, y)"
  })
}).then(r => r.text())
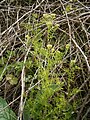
top-left (0, 1), bottom-right (89, 119)
top-left (22, 13), bottom-right (81, 120)
top-left (0, 97), bottom-right (17, 120)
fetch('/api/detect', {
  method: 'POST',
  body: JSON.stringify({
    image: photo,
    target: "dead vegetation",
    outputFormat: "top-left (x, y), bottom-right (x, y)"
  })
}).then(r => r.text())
top-left (0, 0), bottom-right (90, 120)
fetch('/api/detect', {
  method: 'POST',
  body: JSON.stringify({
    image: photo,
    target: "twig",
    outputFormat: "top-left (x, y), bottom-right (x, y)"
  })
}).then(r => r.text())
top-left (59, 0), bottom-right (90, 72)
top-left (72, 37), bottom-right (90, 72)
top-left (19, 45), bottom-right (31, 120)
top-left (76, 90), bottom-right (90, 120)
top-left (69, 77), bottom-right (90, 102)
top-left (0, 0), bottom-right (6, 5)
top-left (1, 0), bottom-right (45, 36)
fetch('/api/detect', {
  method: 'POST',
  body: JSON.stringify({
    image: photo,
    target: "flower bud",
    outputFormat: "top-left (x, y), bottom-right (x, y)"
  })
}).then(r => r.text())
top-left (66, 43), bottom-right (70, 50)
top-left (25, 35), bottom-right (30, 40)
top-left (47, 44), bottom-right (52, 49)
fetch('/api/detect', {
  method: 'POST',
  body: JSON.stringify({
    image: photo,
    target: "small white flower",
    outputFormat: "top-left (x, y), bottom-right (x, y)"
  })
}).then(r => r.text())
top-left (47, 44), bottom-right (52, 49)
top-left (25, 35), bottom-right (30, 40)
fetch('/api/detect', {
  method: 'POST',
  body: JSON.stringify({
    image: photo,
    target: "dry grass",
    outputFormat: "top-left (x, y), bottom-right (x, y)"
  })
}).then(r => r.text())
top-left (0, 0), bottom-right (90, 120)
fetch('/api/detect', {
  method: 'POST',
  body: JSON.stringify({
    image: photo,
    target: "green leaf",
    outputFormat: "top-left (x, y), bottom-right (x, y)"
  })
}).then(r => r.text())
top-left (70, 60), bottom-right (76, 67)
top-left (6, 74), bottom-right (18, 85)
top-left (66, 4), bottom-right (72, 12)
top-left (49, 84), bottom-right (59, 91)
top-left (0, 97), bottom-right (17, 120)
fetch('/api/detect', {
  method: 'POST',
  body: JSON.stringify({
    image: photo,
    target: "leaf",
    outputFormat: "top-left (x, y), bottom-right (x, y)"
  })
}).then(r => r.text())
top-left (49, 84), bottom-right (59, 91)
top-left (0, 97), bottom-right (17, 120)
top-left (6, 74), bottom-right (18, 85)
top-left (66, 43), bottom-right (70, 51)
top-left (66, 4), bottom-right (72, 12)
top-left (55, 50), bottom-right (63, 61)
top-left (70, 60), bottom-right (76, 67)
